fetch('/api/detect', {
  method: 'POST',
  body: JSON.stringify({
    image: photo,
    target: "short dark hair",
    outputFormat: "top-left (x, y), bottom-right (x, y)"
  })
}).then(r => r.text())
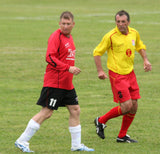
top-left (60, 11), bottom-right (74, 21)
top-left (115, 10), bottom-right (130, 22)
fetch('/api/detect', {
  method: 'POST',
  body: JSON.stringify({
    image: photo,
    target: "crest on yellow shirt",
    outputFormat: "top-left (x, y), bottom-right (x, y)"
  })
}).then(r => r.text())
top-left (126, 49), bottom-right (132, 57)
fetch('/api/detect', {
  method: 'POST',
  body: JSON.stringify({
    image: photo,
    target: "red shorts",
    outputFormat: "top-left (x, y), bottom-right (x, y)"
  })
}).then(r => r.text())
top-left (109, 70), bottom-right (141, 103)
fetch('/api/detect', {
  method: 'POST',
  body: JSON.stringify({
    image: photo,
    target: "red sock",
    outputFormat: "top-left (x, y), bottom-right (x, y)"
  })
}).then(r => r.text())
top-left (99, 106), bottom-right (122, 124)
top-left (118, 113), bottom-right (135, 138)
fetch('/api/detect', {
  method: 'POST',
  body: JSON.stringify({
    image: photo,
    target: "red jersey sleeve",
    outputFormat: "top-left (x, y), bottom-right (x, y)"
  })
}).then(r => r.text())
top-left (46, 31), bottom-right (70, 71)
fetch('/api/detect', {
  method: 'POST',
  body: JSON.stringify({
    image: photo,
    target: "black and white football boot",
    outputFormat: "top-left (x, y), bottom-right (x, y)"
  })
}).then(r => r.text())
top-left (94, 117), bottom-right (107, 139)
top-left (117, 134), bottom-right (138, 143)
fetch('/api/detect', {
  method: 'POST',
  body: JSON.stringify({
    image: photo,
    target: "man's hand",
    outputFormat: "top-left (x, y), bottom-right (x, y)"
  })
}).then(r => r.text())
top-left (69, 66), bottom-right (81, 75)
top-left (139, 49), bottom-right (152, 72)
top-left (144, 60), bottom-right (152, 72)
top-left (94, 56), bottom-right (108, 80)
top-left (98, 70), bottom-right (108, 80)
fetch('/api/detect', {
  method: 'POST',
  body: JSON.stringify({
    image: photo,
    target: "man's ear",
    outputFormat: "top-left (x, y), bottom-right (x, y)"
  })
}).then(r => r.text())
top-left (128, 21), bottom-right (131, 25)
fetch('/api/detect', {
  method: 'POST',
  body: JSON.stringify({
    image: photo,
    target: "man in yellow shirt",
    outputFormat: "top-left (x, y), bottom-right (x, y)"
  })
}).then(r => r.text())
top-left (93, 10), bottom-right (152, 143)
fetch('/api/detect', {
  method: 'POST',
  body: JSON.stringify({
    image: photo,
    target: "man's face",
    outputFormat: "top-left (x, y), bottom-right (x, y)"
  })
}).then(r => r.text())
top-left (115, 14), bottom-right (130, 34)
top-left (59, 18), bottom-right (75, 37)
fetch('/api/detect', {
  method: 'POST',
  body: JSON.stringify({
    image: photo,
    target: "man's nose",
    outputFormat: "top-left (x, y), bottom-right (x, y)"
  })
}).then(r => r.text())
top-left (119, 21), bottom-right (123, 26)
top-left (64, 24), bottom-right (68, 28)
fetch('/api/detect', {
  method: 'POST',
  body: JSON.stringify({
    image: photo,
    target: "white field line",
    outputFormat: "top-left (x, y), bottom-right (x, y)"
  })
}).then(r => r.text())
top-left (0, 16), bottom-right (56, 21)
top-left (0, 17), bottom-right (160, 25)
top-left (0, 51), bottom-right (45, 54)
top-left (98, 20), bottom-right (160, 25)
top-left (0, 47), bottom-right (46, 54)
top-left (0, 47), bottom-right (46, 50)
top-left (0, 11), bottom-right (160, 20)
top-left (0, 11), bottom-right (160, 23)
top-left (85, 11), bottom-right (160, 16)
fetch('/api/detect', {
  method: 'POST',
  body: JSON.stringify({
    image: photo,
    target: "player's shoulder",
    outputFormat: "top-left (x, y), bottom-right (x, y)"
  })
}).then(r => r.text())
top-left (103, 27), bottom-right (117, 38)
top-left (109, 27), bottom-right (118, 35)
top-left (129, 27), bottom-right (139, 33)
top-left (48, 29), bottom-right (61, 42)
top-left (50, 29), bottom-right (61, 37)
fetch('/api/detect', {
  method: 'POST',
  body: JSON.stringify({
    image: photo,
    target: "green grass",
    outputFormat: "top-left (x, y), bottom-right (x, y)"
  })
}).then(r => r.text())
top-left (0, 0), bottom-right (160, 153)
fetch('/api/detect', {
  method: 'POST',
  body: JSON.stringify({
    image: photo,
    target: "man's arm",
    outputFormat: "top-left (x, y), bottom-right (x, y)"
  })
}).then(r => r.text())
top-left (139, 49), bottom-right (152, 72)
top-left (94, 56), bottom-right (108, 80)
top-left (46, 32), bottom-right (70, 71)
top-left (46, 54), bottom-right (70, 71)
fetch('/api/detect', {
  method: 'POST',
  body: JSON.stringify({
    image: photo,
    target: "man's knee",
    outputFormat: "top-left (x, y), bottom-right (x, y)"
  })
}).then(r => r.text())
top-left (73, 105), bottom-right (80, 116)
top-left (120, 99), bottom-right (133, 114)
top-left (68, 105), bottom-right (80, 116)
top-left (40, 107), bottom-right (53, 119)
top-left (130, 99), bottom-right (138, 114)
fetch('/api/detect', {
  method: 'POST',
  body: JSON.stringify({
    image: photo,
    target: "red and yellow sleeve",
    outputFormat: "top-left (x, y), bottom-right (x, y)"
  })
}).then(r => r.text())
top-left (135, 31), bottom-right (146, 52)
top-left (93, 34), bottom-right (110, 56)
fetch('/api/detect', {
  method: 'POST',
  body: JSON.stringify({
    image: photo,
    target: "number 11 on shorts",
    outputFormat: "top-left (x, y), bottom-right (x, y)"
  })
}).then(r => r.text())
top-left (49, 98), bottom-right (57, 107)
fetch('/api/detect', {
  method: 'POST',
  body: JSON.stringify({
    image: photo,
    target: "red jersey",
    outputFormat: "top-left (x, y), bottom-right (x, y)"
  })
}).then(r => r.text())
top-left (43, 29), bottom-right (76, 90)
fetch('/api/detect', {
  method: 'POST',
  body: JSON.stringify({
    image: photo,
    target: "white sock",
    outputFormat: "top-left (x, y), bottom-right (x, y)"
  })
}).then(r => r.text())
top-left (17, 119), bottom-right (40, 143)
top-left (69, 125), bottom-right (81, 148)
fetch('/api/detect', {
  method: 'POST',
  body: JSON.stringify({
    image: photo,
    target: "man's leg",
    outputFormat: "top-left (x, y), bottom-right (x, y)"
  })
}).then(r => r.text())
top-left (118, 113), bottom-right (135, 137)
top-left (117, 99), bottom-right (138, 142)
top-left (98, 106), bottom-right (122, 124)
top-left (15, 107), bottom-right (53, 152)
top-left (67, 105), bottom-right (94, 151)
top-left (67, 105), bottom-right (81, 148)
top-left (95, 99), bottom-right (133, 139)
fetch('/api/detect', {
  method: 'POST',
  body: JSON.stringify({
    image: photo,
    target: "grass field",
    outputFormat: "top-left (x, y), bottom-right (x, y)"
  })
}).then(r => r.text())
top-left (0, 0), bottom-right (160, 153)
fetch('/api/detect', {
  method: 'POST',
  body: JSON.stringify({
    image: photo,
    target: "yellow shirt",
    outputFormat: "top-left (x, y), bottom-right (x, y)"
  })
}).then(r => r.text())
top-left (93, 26), bottom-right (146, 75)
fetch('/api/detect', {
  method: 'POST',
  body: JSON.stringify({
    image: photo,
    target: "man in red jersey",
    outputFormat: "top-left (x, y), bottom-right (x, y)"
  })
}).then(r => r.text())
top-left (93, 10), bottom-right (152, 143)
top-left (15, 11), bottom-right (94, 152)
